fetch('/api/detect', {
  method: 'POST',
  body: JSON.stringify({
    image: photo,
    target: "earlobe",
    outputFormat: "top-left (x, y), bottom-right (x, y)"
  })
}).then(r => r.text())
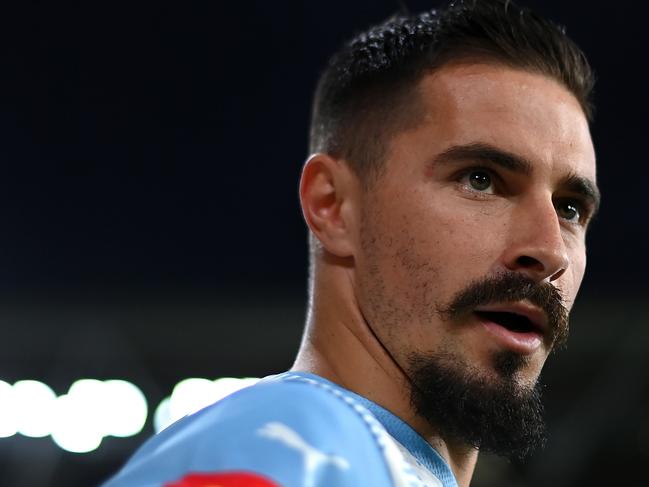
top-left (299, 153), bottom-right (358, 258)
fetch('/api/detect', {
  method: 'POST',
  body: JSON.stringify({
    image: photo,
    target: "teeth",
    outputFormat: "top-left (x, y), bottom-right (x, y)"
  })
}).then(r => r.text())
top-left (475, 311), bottom-right (533, 332)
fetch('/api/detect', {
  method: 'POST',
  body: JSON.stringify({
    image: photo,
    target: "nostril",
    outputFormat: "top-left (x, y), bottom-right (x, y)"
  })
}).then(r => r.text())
top-left (516, 255), bottom-right (543, 270)
top-left (549, 268), bottom-right (566, 282)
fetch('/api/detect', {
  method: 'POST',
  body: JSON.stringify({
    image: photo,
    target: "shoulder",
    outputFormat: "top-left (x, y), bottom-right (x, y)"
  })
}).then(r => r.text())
top-left (103, 374), bottom-right (393, 487)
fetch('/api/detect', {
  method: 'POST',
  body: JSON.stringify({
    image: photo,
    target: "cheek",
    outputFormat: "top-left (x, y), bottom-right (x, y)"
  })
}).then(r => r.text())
top-left (563, 246), bottom-right (587, 308)
top-left (357, 204), bottom-right (445, 341)
top-left (395, 192), bottom-right (506, 271)
top-left (363, 193), bottom-right (500, 311)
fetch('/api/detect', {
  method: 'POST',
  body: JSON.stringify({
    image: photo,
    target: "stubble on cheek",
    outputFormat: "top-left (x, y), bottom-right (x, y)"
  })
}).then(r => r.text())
top-left (358, 209), bottom-right (446, 349)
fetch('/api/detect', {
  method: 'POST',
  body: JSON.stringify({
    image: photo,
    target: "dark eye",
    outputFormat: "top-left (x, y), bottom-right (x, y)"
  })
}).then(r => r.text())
top-left (556, 199), bottom-right (581, 222)
top-left (467, 170), bottom-right (493, 192)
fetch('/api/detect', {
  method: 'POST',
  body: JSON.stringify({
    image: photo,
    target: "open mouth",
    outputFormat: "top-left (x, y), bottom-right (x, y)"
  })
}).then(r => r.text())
top-left (474, 310), bottom-right (539, 334)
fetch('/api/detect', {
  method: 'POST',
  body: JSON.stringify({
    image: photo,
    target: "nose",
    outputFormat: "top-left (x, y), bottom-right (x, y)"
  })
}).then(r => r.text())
top-left (500, 198), bottom-right (569, 283)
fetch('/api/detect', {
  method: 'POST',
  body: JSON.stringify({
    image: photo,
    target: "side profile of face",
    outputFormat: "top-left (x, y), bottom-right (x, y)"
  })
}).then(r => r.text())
top-left (352, 63), bottom-right (598, 454)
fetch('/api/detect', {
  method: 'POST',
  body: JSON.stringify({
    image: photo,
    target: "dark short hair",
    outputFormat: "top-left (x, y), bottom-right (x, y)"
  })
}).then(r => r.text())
top-left (309, 0), bottom-right (595, 184)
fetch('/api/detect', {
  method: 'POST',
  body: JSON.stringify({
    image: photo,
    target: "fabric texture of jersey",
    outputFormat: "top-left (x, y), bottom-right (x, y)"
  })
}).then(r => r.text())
top-left (103, 372), bottom-right (458, 487)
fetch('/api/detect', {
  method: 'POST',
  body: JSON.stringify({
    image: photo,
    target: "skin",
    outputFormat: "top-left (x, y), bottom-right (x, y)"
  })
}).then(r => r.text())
top-left (293, 63), bottom-right (598, 487)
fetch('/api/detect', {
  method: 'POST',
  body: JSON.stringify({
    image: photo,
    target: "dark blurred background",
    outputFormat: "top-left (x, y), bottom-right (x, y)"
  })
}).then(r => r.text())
top-left (0, 1), bottom-right (646, 486)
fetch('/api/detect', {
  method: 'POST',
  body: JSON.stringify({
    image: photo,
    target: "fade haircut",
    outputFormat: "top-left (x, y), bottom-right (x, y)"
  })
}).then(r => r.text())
top-left (309, 0), bottom-right (595, 186)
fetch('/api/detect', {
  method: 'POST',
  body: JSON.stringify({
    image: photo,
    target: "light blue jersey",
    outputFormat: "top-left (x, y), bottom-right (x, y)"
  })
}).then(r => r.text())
top-left (103, 372), bottom-right (458, 487)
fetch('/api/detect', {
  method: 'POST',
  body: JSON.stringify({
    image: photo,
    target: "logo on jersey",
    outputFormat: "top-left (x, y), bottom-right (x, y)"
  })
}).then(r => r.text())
top-left (257, 422), bottom-right (350, 487)
top-left (165, 472), bottom-right (280, 487)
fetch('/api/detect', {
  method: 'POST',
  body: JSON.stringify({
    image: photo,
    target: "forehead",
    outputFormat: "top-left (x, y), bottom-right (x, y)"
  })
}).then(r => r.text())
top-left (390, 63), bottom-right (596, 182)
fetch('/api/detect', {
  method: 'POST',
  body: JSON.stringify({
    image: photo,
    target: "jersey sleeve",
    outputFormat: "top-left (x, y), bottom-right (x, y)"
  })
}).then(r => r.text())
top-left (102, 379), bottom-right (394, 487)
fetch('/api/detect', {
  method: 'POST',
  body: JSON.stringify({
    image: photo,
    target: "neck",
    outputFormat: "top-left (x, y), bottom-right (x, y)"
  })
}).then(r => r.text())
top-left (291, 259), bottom-right (478, 487)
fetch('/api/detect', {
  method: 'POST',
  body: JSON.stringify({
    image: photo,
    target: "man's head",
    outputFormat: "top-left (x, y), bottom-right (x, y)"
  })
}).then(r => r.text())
top-left (299, 0), bottom-right (599, 460)
top-left (309, 0), bottom-right (594, 186)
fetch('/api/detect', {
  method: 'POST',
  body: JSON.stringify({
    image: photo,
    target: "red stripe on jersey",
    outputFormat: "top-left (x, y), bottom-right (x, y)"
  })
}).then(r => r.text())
top-left (165, 471), bottom-right (281, 487)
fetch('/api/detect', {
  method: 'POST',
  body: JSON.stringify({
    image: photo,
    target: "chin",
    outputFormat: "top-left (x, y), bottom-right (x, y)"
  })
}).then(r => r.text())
top-left (407, 349), bottom-right (548, 459)
top-left (463, 348), bottom-right (541, 391)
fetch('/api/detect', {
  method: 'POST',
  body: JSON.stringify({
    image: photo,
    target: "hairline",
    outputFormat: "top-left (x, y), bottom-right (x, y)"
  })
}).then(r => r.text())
top-left (334, 56), bottom-right (591, 189)
top-left (307, 57), bottom-right (591, 260)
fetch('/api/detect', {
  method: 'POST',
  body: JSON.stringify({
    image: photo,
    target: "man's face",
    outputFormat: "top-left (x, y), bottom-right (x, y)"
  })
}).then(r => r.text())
top-left (355, 63), bottom-right (597, 392)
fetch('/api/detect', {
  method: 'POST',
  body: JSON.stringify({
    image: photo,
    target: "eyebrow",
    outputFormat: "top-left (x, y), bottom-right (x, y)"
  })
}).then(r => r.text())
top-left (434, 142), bottom-right (533, 175)
top-left (561, 172), bottom-right (601, 218)
top-left (433, 141), bottom-right (601, 216)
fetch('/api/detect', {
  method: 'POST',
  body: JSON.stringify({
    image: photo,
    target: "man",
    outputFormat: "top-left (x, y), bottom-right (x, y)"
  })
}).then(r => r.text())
top-left (105, 1), bottom-right (600, 486)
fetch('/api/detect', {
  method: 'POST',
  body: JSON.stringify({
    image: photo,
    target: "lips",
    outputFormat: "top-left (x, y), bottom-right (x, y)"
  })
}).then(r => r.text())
top-left (472, 303), bottom-right (548, 354)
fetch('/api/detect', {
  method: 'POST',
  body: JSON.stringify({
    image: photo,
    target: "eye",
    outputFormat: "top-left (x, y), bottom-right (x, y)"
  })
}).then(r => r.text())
top-left (461, 169), bottom-right (495, 193)
top-left (555, 199), bottom-right (582, 223)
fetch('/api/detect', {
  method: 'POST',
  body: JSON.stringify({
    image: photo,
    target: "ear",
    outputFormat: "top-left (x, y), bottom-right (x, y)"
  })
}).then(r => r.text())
top-left (299, 153), bottom-right (360, 258)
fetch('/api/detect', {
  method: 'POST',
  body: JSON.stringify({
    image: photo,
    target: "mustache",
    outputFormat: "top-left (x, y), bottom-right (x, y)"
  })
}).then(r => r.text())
top-left (438, 273), bottom-right (569, 349)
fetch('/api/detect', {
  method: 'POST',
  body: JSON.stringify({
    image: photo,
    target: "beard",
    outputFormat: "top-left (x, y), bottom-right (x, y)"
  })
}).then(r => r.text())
top-left (406, 272), bottom-right (569, 460)
top-left (408, 349), bottom-right (547, 460)
top-left (357, 206), bottom-right (571, 459)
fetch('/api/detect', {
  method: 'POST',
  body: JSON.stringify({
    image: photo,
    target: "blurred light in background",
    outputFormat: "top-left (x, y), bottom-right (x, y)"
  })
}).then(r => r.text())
top-left (50, 379), bottom-right (148, 453)
top-left (155, 377), bottom-right (260, 433)
top-left (12, 380), bottom-right (56, 438)
top-left (0, 377), bottom-right (259, 453)
top-left (0, 380), bottom-right (20, 438)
